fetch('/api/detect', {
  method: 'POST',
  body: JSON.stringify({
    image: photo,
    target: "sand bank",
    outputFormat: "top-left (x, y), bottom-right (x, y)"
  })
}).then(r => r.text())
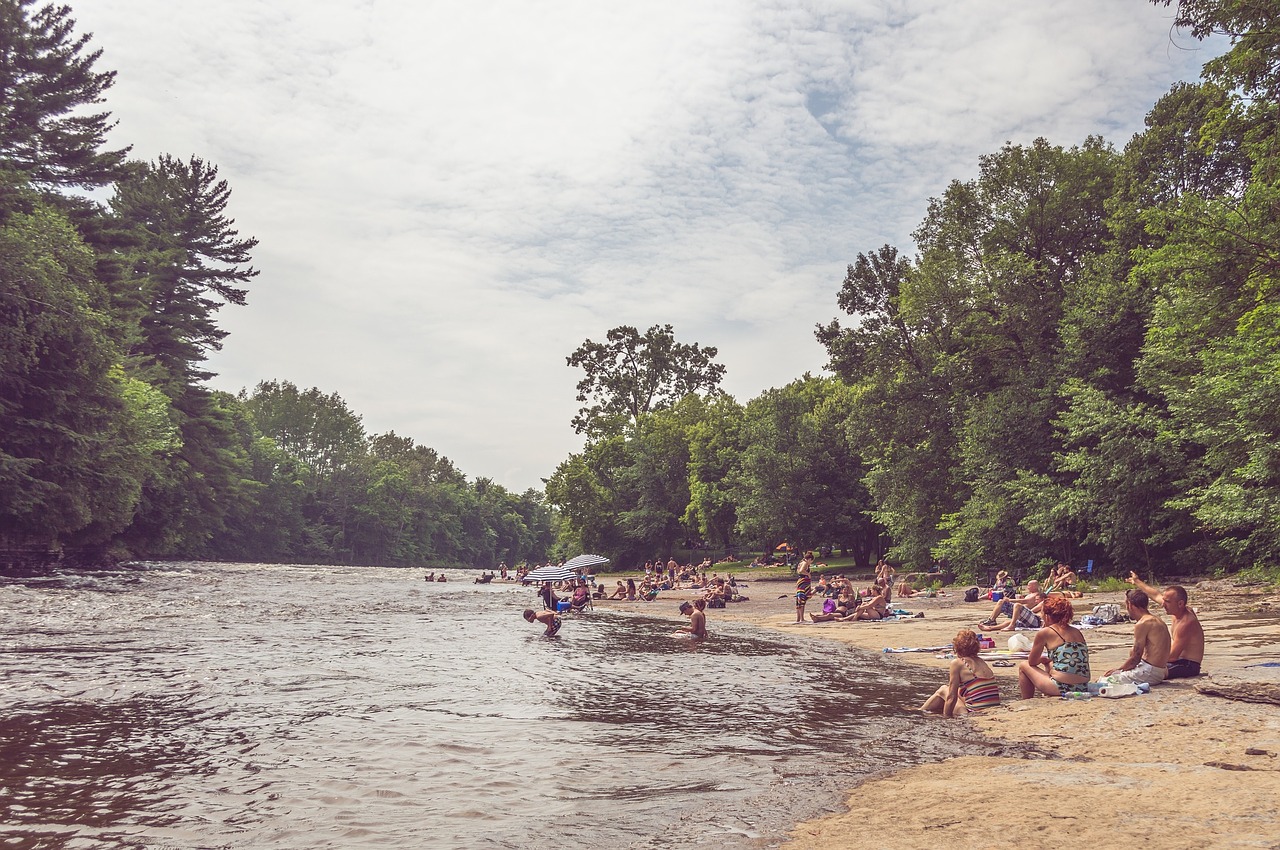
top-left (699, 578), bottom-right (1280, 850)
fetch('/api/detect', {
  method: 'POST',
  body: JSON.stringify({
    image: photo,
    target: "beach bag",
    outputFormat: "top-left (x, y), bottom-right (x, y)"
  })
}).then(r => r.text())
top-left (1091, 603), bottom-right (1123, 624)
top-left (963, 587), bottom-right (980, 603)
top-left (822, 599), bottom-right (837, 614)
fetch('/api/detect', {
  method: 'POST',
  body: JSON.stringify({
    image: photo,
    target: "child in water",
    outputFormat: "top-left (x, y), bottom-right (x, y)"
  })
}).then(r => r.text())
top-left (523, 608), bottom-right (562, 637)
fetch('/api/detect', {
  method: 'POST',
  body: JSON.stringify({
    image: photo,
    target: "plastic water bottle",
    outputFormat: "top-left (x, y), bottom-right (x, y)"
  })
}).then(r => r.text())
top-left (1062, 690), bottom-right (1091, 700)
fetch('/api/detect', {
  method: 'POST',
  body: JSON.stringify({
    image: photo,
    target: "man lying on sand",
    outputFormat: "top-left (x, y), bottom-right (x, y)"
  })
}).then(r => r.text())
top-left (1126, 572), bottom-right (1205, 678)
top-left (1100, 589), bottom-right (1170, 686)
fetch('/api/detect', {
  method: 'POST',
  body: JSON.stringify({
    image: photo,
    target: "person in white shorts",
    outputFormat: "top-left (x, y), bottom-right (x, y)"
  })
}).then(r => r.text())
top-left (1100, 589), bottom-right (1170, 686)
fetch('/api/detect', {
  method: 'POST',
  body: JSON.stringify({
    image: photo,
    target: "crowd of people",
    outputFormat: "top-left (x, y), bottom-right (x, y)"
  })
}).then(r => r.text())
top-left (920, 570), bottom-right (1206, 717)
top-left (510, 553), bottom-right (1209, 723)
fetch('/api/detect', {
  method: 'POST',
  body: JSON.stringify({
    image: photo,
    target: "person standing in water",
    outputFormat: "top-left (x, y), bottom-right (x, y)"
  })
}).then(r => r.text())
top-left (794, 552), bottom-right (813, 623)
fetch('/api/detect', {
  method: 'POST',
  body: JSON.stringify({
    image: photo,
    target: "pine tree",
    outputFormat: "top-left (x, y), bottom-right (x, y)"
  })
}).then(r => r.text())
top-left (0, 1), bottom-right (129, 188)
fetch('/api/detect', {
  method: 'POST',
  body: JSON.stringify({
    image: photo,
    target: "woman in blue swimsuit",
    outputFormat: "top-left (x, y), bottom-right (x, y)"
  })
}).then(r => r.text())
top-left (1017, 595), bottom-right (1090, 698)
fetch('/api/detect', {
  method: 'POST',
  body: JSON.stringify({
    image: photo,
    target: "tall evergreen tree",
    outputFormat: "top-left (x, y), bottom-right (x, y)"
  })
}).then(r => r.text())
top-left (0, 1), bottom-right (129, 188)
top-left (110, 154), bottom-right (258, 390)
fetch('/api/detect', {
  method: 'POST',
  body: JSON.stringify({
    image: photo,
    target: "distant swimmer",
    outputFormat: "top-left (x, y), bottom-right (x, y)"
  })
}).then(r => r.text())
top-left (523, 608), bottom-right (562, 637)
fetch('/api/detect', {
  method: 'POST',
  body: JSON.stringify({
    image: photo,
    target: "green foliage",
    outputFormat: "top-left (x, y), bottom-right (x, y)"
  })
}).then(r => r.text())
top-left (566, 323), bottom-right (725, 437)
top-left (0, 0), bottom-right (129, 188)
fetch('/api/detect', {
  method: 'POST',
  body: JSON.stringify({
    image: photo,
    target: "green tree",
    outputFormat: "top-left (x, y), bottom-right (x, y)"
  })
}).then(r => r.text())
top-left (110, 154), bottom-right (258, 390)
top-left (0, 193), bottom-right (166, 552)
top-left (0, 1), bottom-right (129, 189)
top-left (566, 323), bottom-right (725, 437)
top-left (730, 376), bottom-right (876, 563)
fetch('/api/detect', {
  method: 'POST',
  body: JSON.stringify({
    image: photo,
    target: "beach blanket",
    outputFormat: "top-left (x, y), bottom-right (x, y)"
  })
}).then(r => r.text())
top-left (883, 645), bottom-right (952, 653)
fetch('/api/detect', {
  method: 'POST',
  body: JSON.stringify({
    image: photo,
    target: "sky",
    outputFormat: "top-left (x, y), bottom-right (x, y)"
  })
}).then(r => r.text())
top-left (76, 1), bottom-right (1219, 493)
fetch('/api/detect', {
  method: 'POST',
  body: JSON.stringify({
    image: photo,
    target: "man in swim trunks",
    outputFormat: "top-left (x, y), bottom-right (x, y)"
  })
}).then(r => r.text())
top-left (1101, 589), bottom-right (1170, 686)
top-left (523, 608), bottom-right (562, 637)
top-left (1126, 572), bottom-right (1204, 678)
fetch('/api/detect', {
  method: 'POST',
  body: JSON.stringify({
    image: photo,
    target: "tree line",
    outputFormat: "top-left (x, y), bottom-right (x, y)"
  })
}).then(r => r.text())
top-left (5, 1), bottom-right (1277, 578)
top-left (548, 1), bottom-right (1280, 579)
top-left (0, 1), bottom-right (555, 568)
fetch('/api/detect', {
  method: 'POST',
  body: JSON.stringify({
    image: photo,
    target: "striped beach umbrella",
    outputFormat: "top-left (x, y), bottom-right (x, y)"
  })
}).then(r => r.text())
top-left (563, 554), bottom-right (610, 571)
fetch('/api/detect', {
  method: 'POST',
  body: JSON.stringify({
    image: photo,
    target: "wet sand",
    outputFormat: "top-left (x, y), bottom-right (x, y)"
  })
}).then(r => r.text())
top-left (593, 577), bottom-right (1280, 849)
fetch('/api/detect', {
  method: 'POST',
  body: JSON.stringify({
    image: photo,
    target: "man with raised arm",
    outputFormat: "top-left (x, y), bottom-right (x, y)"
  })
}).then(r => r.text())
top-left (1101, 589), bottom-right (1170, 686)
top-left (1127, 572), bottom-right (1205, 679)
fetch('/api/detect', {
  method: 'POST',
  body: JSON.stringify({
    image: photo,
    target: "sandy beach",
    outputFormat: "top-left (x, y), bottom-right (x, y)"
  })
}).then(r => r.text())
top-left (598, 575), bottom-right (1280, 849)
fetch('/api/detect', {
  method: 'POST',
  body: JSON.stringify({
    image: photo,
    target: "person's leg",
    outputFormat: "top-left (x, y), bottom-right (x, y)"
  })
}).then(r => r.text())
top-left (997, 604), bottom-right (1023, 631)
top-left (1017, 661), bottom-right (1061, 698)
top-left (920, 683), bottom-right (949, 713)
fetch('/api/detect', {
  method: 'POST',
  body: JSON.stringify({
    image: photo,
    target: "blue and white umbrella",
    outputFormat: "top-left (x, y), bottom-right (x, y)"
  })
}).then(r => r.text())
top-left (524, 565), bottom-right (577, 583)
top-left (563, 553), bottom-right (610, 571)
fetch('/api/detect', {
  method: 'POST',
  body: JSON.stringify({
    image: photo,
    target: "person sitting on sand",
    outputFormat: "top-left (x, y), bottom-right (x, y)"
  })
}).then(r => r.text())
top-left (523, 608), bottom-right (562, 637)
top-left (844, 585), bottom-right (890, 621)
top-left (593, 582), bottom-right (608, 599)
top-left (992, 570), bottom-right (1011, 597)
top-left (608, 580), bottom-right (627, 600)
top-left (1125, 572), bottom-right (1204, 679)
top-left (920, 629), bottom-right (1001, 717)
top-left (1016, 595), bottom-right (1090, 698)
top-left (1045, 563), bottom-right (1082, 598)
top-left (981, 580), bottom-right (1046, 631)
top-left (808, 588), bottom-right (857, 622)
top-left (626, 578), bottom-right (637, 601)
top-left (1099, 589), bottom-right (1171, 686)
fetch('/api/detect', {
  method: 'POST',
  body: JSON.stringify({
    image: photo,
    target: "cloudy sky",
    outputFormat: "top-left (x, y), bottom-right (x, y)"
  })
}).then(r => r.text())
top-left (77, 1), bottom-right (1217, 492)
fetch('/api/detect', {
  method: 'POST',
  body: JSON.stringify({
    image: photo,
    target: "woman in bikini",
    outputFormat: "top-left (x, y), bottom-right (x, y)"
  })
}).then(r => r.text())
top-left (920, 629), bottom-right (1001, 717)
top-left (1017, 595), bottom-right (1090, 698)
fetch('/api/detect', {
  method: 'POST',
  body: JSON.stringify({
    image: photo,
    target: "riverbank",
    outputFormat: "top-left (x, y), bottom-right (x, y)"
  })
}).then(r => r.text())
top-left (705, 579), bottom-right (1280, 850)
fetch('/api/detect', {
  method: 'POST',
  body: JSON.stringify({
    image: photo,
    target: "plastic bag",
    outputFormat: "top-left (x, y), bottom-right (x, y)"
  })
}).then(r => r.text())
top-left (1008, 633), bottom-right (1033, 652)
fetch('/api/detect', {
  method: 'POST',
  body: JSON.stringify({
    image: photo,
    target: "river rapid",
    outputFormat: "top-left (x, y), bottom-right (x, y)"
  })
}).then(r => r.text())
top-left (0, 563), bottom-right (994, 849)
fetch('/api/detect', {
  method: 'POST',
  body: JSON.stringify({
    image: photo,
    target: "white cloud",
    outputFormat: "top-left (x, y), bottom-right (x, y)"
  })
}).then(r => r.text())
top-left (76, 0), bottom-right (1219, 490)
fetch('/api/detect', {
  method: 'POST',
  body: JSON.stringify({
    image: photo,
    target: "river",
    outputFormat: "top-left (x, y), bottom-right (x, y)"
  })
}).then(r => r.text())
top-left (0, 562), bottom-right (993, 849)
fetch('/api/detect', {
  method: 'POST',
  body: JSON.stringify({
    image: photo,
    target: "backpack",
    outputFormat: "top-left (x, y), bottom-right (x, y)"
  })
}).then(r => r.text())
top-left (964, 587), bottom-right (980, 603)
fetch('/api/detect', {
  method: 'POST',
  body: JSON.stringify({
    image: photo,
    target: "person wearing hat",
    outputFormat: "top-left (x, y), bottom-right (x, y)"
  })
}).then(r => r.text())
top-left (675, 600), bottom-right (707, 640)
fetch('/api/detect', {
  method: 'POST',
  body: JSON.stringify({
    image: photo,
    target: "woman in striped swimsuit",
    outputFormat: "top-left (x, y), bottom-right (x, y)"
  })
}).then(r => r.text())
top-left (794, 554), bottom-right (813, 623)
top-left (920, 629), bottom-right (1001, 717)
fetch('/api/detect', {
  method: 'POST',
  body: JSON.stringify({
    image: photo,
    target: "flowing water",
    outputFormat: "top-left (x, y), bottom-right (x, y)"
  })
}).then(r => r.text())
top-left (0, 563), bottom-right (998, 849)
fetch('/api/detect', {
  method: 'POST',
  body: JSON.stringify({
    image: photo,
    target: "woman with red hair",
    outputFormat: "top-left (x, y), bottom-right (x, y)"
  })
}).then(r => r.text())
top-left (919, 629), bottom-right (1001, 717)
top-left (1017, 595), bottom-right (1091, 698)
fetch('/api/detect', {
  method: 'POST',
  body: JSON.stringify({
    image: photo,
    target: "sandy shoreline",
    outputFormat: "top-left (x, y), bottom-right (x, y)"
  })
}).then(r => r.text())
top-left (592, 575), bottom-right (1280, 849)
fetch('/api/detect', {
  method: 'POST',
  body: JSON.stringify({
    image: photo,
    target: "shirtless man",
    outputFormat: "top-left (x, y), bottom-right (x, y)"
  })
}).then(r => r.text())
top-left (1101, 589), bottom-right (1170, 685)
top-left (523, 608), bottom-right (562, 637)
top-left (982, 580), bottom-right (1046, 631)
top-left (676, 600), bottom-right (707, 639)
top-left (1127, 572), bottom-right (1205, 678)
